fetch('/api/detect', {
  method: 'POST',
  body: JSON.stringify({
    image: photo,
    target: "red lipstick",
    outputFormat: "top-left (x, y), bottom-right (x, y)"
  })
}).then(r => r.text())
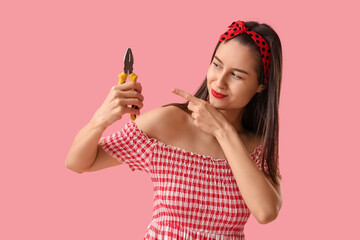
top-left (211, 89), bottom-right (227, 99)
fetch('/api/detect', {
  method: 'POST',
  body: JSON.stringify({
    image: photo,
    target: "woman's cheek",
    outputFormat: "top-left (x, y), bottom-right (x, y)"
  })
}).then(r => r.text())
top-left (206, 67), bottom-right (211, 78)
top-left (207, 67), bottom-right (215, 81)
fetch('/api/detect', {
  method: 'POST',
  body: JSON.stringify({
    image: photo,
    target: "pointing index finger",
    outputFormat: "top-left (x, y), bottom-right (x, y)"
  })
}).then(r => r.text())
top-left (172, 88), bottom-right (199, 103)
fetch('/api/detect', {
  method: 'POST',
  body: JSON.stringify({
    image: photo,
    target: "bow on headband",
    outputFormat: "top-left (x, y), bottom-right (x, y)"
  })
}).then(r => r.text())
top-left (219, 21), bottom-right (271, 85)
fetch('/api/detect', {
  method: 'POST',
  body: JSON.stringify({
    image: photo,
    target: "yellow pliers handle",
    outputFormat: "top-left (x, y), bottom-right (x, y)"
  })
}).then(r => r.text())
top-left (118, 72), bottom-right (138, 121)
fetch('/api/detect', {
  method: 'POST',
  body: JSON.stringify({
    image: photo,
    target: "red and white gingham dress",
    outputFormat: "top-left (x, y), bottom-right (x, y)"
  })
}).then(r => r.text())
top-left (99, 120), bottom-right (268, 240)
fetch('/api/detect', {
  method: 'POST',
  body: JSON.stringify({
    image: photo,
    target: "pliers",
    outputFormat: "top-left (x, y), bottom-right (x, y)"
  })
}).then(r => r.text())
top-left (118, 48), bottom-right (138, 121)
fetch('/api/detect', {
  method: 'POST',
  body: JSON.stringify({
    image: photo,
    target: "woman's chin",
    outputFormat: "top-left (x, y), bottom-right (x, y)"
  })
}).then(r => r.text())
top-left (209, 96), bottom-right (227, 105)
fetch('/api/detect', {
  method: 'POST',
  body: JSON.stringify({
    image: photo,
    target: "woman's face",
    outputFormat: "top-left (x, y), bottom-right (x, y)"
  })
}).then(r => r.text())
top-left (207, 39), bottom-right (264, 110)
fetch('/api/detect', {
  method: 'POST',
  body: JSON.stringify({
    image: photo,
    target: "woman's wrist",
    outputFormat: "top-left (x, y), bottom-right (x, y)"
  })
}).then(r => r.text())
top-left (214, 122), bottom-right (236, 141)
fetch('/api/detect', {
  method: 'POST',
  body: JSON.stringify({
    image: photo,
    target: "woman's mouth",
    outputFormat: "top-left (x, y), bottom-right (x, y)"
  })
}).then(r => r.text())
top-left (211, 89), bottom-right (227, 99)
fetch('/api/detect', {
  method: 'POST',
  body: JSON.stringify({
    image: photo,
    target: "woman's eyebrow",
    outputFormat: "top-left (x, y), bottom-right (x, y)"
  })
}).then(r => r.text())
top-left (214, 55), bottom-right (249, 75)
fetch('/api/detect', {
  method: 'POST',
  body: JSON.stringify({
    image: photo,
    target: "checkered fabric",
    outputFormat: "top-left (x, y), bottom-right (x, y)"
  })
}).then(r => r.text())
top-left (99, 120), bottom-right (268, 240)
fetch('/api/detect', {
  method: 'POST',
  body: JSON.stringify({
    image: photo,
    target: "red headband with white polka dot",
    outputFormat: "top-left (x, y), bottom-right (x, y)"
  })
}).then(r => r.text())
top-left (219, 20), bottom-right (271, 85)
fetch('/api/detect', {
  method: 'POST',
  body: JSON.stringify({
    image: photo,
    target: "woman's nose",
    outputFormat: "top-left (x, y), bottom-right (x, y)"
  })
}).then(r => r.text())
top-left (215, 72), bottom-right (227, 88)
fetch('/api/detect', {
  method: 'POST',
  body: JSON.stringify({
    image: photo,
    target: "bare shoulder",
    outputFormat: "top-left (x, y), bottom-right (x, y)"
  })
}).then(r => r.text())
top-left (240, 131), bottom-right (264, 156)
top-left (133, 105), bottom-right (189, 141)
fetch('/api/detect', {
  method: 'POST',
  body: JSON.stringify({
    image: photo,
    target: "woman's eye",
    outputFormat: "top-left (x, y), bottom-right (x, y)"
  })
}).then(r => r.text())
top-left (232, 73), bottom-right (243, 79)
top-left (213, 62), bottom-right (219, 68)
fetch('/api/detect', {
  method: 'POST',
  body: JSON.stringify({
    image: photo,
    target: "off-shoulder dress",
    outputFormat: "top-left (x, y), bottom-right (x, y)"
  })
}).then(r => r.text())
top-left (99, 120), bottom-right (268, 240)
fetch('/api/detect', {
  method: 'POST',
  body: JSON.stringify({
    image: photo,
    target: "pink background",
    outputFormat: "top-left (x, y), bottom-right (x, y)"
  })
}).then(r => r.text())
top-left (1, 0), bottom-right (359, 239)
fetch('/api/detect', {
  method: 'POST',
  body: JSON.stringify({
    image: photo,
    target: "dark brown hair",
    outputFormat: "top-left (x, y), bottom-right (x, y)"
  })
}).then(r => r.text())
top-left (162, 21), bottom-right (283, 185)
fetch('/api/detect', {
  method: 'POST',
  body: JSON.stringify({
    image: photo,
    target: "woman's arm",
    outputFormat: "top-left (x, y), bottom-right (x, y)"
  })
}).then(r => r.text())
top-left (65, 118), bottom-right (108, 173)
top-left (214, 125), bottom-right (282, 224)
top-left (65, 82), bottom-right (143, 173)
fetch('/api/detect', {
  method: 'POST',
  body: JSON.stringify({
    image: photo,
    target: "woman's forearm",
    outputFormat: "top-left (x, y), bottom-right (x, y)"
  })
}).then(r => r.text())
top-left (65, 118), bottom-right (107, 173)
top-left (214, 124), bottom-right (280, 224)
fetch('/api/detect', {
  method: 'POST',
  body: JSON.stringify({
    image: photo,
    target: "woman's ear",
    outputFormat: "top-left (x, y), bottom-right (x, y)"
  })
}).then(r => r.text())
top-left (257, 84), bottom-right (266, 93)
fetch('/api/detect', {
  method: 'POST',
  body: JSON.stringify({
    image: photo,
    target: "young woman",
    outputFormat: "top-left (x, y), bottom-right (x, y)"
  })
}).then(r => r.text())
top-left (66, 20), bottom-right (283, 239)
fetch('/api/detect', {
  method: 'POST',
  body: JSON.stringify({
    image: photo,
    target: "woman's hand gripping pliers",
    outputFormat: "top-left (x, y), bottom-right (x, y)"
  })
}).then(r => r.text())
top-left (118, 48), bottom-right (138, 121)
